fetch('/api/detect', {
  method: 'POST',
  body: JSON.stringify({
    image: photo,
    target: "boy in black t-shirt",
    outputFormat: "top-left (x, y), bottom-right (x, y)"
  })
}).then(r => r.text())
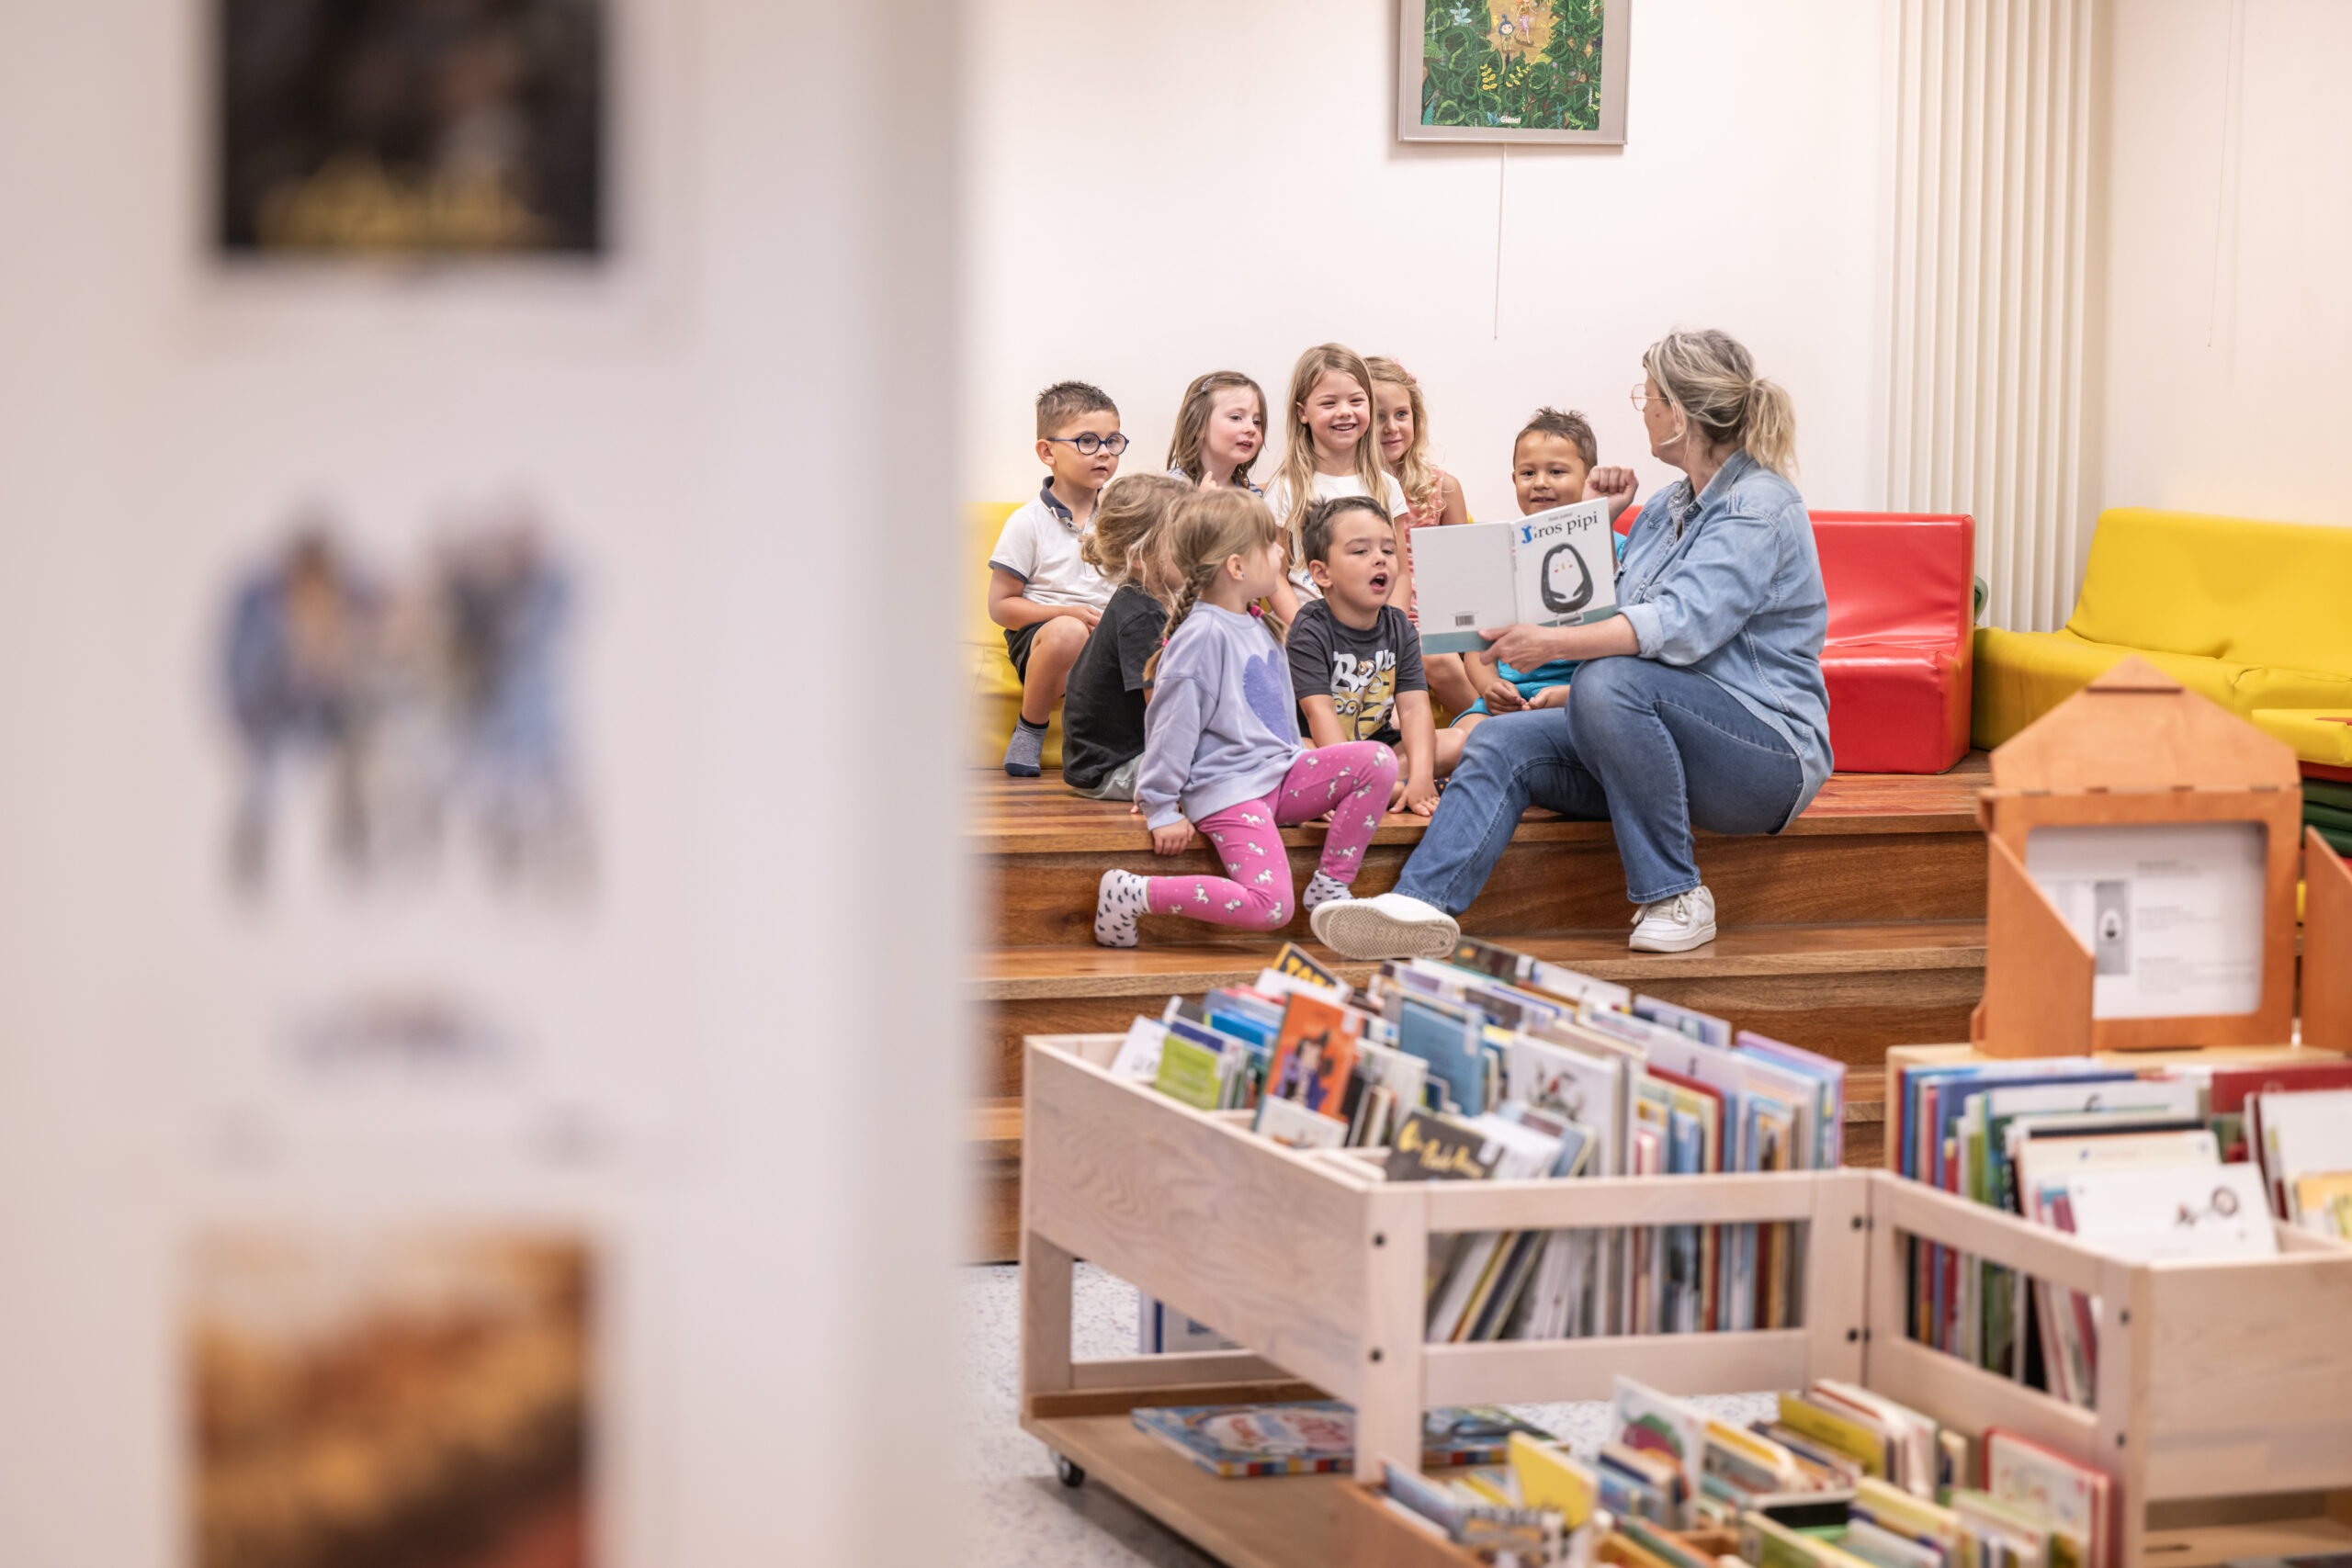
top-left (1059, 474), bottom-right (1190, 799)
top-left (1287, 495), bottom-right (1442, 816)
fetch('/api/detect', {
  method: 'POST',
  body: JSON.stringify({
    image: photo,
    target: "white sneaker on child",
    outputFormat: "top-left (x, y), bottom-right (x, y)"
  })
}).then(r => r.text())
top-left (1309, 892), bottom-right (1459, 961)
top-left (1628, 886), bottom-right (1716, 953)
top-left (1094, 869), bottom-right (1150, 949)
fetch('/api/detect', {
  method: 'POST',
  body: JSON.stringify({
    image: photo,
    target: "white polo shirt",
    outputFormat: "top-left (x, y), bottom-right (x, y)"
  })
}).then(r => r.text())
top-left (989, 479), bottom-right (1114, 612)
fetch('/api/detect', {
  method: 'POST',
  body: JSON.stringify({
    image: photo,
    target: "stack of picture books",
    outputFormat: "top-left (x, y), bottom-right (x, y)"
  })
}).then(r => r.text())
top-left (1368, 1376), bottom-right (2118, 1568)
top-left (1740, 1425), bottom-right (2114, 1568)
top-left (1893, 1053), bottom-right (2352, 1404)
top-left (1128, 1398), bottom-right (1549, 1478)
top-left (1105, 939), bottom-right (1849, 1348)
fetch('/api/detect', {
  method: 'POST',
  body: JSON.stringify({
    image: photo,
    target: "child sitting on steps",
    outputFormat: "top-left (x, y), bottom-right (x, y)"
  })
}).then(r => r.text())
top-left (988, 380), bottom-right (1127, 775)
top-left (1094, 489), bottom-right (1397, 948)
top-left (1059, 473), bottom-right (1190, 801)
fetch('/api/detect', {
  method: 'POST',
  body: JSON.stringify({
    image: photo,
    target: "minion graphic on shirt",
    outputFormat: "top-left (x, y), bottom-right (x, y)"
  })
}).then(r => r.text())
top-left (1325, 649), bottom-right (1399, 741)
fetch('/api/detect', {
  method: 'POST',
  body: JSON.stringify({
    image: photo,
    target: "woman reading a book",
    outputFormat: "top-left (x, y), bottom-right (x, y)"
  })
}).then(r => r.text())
top-left (1312, 328), bottom-right (1831, 958)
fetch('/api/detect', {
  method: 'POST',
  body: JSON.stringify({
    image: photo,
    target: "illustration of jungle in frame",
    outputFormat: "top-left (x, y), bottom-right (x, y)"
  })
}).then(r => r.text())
top-left (1399, 0), bottom-right (1629, 144)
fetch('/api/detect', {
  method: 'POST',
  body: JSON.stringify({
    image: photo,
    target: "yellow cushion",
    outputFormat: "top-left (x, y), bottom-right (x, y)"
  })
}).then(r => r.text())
top-left (2068, 508), bottom-right (2352, 671)
top-left (1974, 508), bottom-right (2352, 754)
top-left (2251, 709), bottom-right (2352, 768)
top-left (1972, 627), bottom-right (2245, 749)
top-left (968, 500), bottom-right (1063, 768)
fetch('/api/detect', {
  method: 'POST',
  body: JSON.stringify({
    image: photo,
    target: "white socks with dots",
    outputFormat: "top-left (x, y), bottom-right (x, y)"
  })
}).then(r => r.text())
top-left (1301, 871), bottom-right (1351, 914)
top-left (1094, 869), bottom-right (1151, 948)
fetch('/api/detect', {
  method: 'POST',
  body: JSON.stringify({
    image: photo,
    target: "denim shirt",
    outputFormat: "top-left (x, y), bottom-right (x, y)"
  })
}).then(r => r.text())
top-left (1614, 451), bottom-right (1832, 828)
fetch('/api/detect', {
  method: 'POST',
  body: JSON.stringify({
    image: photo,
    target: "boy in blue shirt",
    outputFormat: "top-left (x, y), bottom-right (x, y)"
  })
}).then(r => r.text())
top-left (1446, 408), bottom-right (1623, 761)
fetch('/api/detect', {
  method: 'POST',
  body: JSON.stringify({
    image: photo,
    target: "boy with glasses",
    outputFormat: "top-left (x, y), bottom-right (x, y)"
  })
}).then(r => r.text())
top-left (988, 381), bottom-right (1129, 774)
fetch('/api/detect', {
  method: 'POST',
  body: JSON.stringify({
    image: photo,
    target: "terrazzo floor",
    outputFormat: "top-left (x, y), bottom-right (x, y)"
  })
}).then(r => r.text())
top-left (959, 1261), bottom-right (1778, 1567)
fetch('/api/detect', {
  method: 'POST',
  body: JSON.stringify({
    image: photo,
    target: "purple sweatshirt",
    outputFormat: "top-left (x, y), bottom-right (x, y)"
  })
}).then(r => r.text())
top-left (1135, 604), bottom-right (1302, 830)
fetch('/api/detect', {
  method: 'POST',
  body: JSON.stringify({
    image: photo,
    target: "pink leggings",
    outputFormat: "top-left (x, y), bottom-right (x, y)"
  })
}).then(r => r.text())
top-left (1146, 742), bottom-right (1397, 931)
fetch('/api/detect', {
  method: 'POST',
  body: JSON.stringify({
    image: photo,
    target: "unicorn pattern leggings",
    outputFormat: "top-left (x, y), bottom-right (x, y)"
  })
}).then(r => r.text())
top-left (1145, 741), bottom-right (1398, 931)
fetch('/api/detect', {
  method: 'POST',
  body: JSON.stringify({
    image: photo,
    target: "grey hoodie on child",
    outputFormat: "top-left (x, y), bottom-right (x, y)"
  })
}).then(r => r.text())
top-left (1136, 604), bottom-right (1302, 831)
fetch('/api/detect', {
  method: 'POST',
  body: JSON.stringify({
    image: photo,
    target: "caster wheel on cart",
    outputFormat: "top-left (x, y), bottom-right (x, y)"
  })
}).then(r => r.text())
top-left (1053, 1453), bottom-right (1086, 1488)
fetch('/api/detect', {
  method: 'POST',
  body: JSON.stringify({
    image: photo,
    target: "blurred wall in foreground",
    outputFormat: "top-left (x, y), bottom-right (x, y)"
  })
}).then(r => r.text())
top-left (0, 3), bottom-right (964, 1565)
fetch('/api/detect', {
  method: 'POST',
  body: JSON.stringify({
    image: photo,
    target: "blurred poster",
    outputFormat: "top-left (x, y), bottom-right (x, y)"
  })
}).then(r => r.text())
top-left (220, 502), bottom-right (589, 898)
top-left (216, 0), bottom-right (605, 256)
top-left (189, 1229), bottom-right (594, 1568)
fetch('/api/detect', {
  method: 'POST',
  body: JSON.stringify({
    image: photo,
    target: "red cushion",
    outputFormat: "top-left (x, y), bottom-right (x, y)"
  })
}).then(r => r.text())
top-left (1810, 513), bottom-right (1975, 773)
top-left (1821, 641), bottom-right (1970, 773)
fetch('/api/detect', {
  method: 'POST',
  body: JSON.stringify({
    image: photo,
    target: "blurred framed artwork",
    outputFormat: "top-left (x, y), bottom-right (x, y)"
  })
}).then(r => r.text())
top-left (215, 0), bottom-right (605, 256)
top-left (1397, 0), bottom-right (1629, 144)
top-left (189, 1228), bottom-right (595, 1568)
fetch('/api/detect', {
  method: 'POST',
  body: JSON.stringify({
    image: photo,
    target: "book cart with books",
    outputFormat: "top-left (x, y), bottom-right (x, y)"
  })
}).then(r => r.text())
top-left (1016, 687), bottom-right (2352, 1568)
top-left (1019, 1032), bottom-right (2352, 1568)
top-left (1863, 662), bottom-right (2352, 1568)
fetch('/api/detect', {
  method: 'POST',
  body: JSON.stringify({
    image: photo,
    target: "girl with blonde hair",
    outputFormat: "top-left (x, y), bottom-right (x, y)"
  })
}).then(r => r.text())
top-left (1311, 327), bottom-right (1830, 961)
top-left (1363, 355), bottom-right (1478, 713)
top-left (1092, 489), bottom-right (1397, 947)
top-left (1165, 371), bottom-right (1267, 492)
top-left (1261, 344), bottom-right (1409, 616)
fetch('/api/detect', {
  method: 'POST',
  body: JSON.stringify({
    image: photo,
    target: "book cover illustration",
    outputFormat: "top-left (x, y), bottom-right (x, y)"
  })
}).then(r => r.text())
top-left (1410, 497), bottom-right (1617, 654)
top-left (1264, 992), bottom-right (1362, 1120)
top-left (1611, 1375), bottom-right (1706, 1526)
top-left (1132, 1401), bottom-right (1357, 1477)
top-left (1385, 1111), bottom-right (1499, 1181)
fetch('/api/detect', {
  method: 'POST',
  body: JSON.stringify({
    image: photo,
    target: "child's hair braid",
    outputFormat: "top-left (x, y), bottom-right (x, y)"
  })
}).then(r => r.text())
top-left (1142, 490), bottom-right (1288, 684)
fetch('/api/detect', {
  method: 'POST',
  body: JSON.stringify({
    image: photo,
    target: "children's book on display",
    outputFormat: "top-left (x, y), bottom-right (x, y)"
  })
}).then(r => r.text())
top-left (1114, 939), bottom-right (1847, 1355)
top-left (1410, 497), bottom-right (1619, 653)
top-left (1889, 1049), bottom-right (2352, 1407)
top-left (1129, 1399), bottom-right (1548, 1478)
top-left (1082, 935), bottom-right (2208, 1568)
top-left (1340, 1374), bottom-right (2122, 1568)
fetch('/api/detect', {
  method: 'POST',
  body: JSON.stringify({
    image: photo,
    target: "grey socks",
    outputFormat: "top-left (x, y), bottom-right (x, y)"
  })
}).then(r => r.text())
top-left (1003, 716), bottom-right (1047, 777)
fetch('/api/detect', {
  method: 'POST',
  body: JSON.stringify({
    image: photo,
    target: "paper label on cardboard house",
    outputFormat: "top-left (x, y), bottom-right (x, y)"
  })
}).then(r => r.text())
top-left (1414, 498), bottom-right (1618, 654)
top-left (2025, 822), bottom-right (2266, 1020)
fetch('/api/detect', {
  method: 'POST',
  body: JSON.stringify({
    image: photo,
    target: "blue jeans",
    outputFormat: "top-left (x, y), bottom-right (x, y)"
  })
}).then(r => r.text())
top-left (1396, 656), bottom-right (1804, 908)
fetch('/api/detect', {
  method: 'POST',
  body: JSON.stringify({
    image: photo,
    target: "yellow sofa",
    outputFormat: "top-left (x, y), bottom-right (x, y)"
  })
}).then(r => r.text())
top-left (1973, 507), bottom-right (2352, 754)
top-left (968, 502), bottom-right (1063, 769)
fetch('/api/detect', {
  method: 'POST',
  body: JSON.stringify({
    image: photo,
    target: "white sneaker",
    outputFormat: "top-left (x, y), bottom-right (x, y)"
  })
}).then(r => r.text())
top-left (1310, 891), bottom-right (1461, 961)
top-left (1628, 886), bottom-right (1716, 953)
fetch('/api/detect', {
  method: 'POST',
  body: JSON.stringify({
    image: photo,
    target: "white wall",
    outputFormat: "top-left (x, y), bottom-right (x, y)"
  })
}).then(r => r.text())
top-left (0, 3), bottom-right (962, 1565)
top-left (2099, 0), bottom-right (2352, 526)
top-left (963, 0), bottom-right (1893, 524)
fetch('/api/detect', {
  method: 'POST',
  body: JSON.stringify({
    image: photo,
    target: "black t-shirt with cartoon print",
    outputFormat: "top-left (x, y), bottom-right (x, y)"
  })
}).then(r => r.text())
top-left (1286, 600), bottom-right (1427, 746)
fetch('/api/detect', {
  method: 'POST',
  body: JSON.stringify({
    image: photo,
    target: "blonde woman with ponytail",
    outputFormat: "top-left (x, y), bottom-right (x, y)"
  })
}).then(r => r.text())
top-left (1091, 490), bottom-right (1398, 948)
top-left (1312, 328), bottom-right (1833, 964)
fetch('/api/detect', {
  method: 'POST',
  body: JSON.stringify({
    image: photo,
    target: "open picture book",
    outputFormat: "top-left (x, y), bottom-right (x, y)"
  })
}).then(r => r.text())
top-left (1411, 496), bottom-right (1621, 654)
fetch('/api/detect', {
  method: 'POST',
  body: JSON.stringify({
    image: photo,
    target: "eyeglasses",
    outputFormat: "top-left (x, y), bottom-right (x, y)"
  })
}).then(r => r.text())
top-left (1630, 383), bottom-right (1666, 412)
top-left (1046, 433), bottom-right (1130, 456)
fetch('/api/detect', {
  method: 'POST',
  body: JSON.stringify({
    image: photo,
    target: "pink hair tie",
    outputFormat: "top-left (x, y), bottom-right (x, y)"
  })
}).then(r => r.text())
top-left (1248, 604), bottom-right (1266, 618)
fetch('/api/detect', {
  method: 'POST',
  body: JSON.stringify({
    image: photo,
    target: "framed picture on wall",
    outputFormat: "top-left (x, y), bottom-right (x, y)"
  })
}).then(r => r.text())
top-left (1397, 0), bottom-right (1629, 144)
top-left (214, 0), bottom-right (606, 257)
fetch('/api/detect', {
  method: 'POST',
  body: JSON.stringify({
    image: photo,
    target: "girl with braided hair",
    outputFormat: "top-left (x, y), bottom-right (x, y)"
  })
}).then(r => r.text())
top-left (1092, 489), bottom-right (1397, 948)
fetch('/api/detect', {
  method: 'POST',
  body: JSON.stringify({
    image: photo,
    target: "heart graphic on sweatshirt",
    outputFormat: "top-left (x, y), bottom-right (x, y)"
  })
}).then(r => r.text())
top-left (1241, 649), bottom-right (1291, 739)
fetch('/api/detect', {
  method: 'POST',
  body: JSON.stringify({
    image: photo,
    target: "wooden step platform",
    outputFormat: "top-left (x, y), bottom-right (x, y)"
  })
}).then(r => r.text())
top-left (971, 755), bottom-right (1988, 946)
top-left (967, 756), bottom-right (1991, 1260)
